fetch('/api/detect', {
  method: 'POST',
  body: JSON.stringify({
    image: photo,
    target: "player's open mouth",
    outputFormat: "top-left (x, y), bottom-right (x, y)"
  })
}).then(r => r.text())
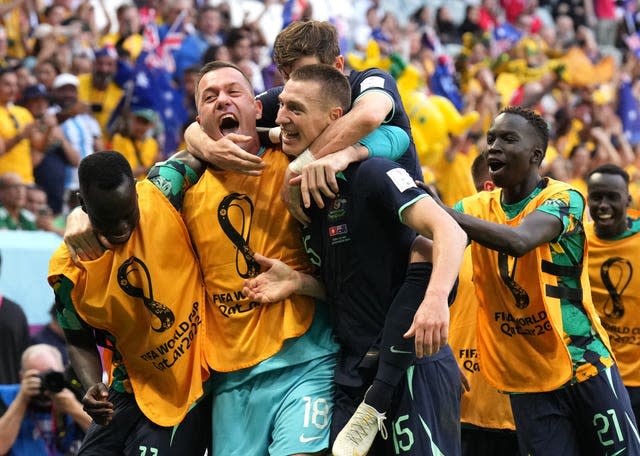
top-left (281, 128), bottom-right (299, 142)
top-left (219, 114), bottom-right (239, 136)
top-left (487, 159), bottom-right (506, 172)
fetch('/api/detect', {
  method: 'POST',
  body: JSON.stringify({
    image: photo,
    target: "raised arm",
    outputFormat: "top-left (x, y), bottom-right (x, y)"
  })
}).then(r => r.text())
top-left (449, 209), bottom-right (563, 257)
top-left (183, 122), bottom-right (265, 175)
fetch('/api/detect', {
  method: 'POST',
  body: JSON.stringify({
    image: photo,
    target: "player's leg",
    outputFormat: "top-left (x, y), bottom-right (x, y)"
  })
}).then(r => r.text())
top-left (509, 389), bottom-right (582, 456)
top-left (626, 386), bottom-right (640, 424)
top-left (461, 426), bottom-right (519, 456)
top-left (383, 348), bottom-right (462, 456)
top-left (572, 365), bottom-right (640, 456)
top-left (78, 390), bottom-right (142, 456)
top-left (269, 352), bottom-right (336, 456)
top-left (117, 391), bottom-right (210, 456)
top-left (334, 236), bottom-right (458, 456)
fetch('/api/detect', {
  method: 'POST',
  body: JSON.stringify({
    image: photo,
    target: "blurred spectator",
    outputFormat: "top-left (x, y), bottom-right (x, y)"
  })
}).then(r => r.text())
top-left (111, 107), bottom-right (159, 179)
top-left (201, 43), bottom-right (231, 64)
top-left (0, 251), bottom-right (29, 384)
top-left (100, 3), bottom-right (142, 62)
top-left (77, 46), bottom-right (122, 141)
top-left (31, 304), bottom-right (68, 366)
top-left (478, 0), bottom-right (501, 31)
top-left (19, 83), bottom-right (79, 215)
top-left (435, 6), bottom-right (461, 45)
top-left (174, 5), bottom-right (225, 82)
top-left (352, 5), bottom-right (381, 52)
top-left (0, 2), bottom-right (28, 61)
top-left (34, 59), bottom-right (61, 92)
top-left (75, 0), bottom-right (112, 50)
top-left (459, 5), bottom-right (483, 37)
top-left (226, 27), bottom-right (264, 93)
top-left (0, 67), bottom-right (38, 184)
top-left (24, 185), bottom-right (65, 235)
top-left (181, 64), bottom-right (198, 131)
top-left (69, 49), bottom-right (94, 75)
top-left (584, 0), bottom-right (618, 47)
top-left (0, 172), bottom-right (36, 230)
top-left (51, 73), bottom-right (102, 211)
top-left (0, 344), bottom-right (89, 455)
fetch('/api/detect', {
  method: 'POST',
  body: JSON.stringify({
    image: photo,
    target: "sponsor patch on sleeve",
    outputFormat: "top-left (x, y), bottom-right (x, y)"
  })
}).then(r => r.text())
top-left (360, 75), bottom-right (385, 92)
top-left (386, 168), bottom-right (416, 192)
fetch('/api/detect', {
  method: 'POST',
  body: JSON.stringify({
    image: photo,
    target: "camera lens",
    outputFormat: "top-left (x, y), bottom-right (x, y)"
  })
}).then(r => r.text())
top-left (39, 370), bottom-right (66, 393)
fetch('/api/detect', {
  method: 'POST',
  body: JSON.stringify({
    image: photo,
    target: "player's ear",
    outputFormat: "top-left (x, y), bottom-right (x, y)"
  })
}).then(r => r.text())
top-left (255, 99), bottom-right (263, 120)
top-left (531, 147), bottom-right (544, 166)
top-left (329, 106), bottom-right (343, 121)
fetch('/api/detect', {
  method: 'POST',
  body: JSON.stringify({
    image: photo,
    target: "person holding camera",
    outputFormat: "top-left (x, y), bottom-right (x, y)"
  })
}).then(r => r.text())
top-left (0, 343), bottom-right (90, 456)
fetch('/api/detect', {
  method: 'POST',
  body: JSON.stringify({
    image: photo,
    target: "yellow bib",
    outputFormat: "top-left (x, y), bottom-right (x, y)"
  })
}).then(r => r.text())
top-left (587, 218), bottom-right (640, 386)
top-left (183, 147), bottom-right (315, 372)
top-left (449, 248), bottom-right (515, 429)
top-left (462, 179), bottom-right (609, 392)
top-left (48, 180), bottom-right (208, 426)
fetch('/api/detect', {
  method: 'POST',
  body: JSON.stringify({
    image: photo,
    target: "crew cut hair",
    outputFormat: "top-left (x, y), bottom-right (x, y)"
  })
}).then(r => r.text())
top-left (289, 64), bottom-right (351, 112)
top-left (499, 105), bottom-right (549, 153)
top-left (78, 151), bottom-right (133, 194)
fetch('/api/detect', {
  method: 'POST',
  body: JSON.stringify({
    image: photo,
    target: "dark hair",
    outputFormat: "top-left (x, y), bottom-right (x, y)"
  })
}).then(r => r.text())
top-left (289, 64), bottom-right (351, 112)
top-left (499, 105), bottom-right (549, 153)
top-left (273, 20), bottom-right (340, 71)
top-left (225, 27), bottom-right (249, 49)
top-left (586, 164), bottom-right (630, 185)
top-left (471, 153), bottom-right (490, 190)
top-left (78, 151), bottom-right (133, 195)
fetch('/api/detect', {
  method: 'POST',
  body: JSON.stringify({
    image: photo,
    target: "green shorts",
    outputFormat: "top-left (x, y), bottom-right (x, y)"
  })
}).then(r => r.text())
top-left (211, 351), bottom-right (336, 455)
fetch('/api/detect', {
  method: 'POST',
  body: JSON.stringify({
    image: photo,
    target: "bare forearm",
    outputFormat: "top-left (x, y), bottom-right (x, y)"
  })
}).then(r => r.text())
top-left (448, 209), bottom-right (531, 257)
top-left (427, 225), bottom-right (466, 298)
top-left (0, 393), bottom-right (29, 453)
top-left (65, 401), bottom-right (92, 431)
top-left (294, 271), bottom-right (326, 300)
top-left (184, 122), bottom-right (210, 162)
top-left (309, 96), bottom-right (390, 159)
top-left (67, 343), bottom-right (103, 392)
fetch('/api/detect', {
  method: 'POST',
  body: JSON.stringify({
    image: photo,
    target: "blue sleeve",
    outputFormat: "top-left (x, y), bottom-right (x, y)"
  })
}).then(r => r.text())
top-left (453, 200), bottom-right (465, 213)
top-left (358, 125), bottom-right (409, 160)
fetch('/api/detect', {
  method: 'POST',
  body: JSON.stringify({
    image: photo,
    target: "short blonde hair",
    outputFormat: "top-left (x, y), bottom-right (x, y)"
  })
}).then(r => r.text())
top-left (21, 344), bottom-right (64, 372)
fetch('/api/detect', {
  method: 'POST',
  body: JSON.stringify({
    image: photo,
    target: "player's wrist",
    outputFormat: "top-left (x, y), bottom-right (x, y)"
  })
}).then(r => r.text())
top-left (288, 148), bottom-right (315, 174)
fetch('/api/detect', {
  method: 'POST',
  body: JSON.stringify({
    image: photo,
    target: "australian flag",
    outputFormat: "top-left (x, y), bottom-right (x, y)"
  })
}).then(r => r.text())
top-left (430, 55), bottom-right (464, 111)
top-left (618, 77), bottom-right (640, 146)
top-left (111, 17), bottom-right (188, 157)
top-left (492, 23), bottom-right (523, 57)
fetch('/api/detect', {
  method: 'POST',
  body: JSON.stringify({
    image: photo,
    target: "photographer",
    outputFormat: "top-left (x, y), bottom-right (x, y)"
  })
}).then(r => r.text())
top-left (0, 344), bottom-right (90, 456)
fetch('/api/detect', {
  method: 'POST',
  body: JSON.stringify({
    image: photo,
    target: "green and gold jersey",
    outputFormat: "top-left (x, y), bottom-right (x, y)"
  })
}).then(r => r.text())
top-left (455, 178), bottom-right (612, 390)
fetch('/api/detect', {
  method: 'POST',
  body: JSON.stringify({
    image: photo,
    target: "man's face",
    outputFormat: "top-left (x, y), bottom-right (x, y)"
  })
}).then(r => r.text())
top-left (83, 179), bottom-right (140, 245)
top-left (196, 67), bottom-right (261, 148)
top-left (276, 79), bottom-right (338, 157)
top-left (484, 113), bottom-right (541, 189)
top-left (0, 174), bottom-right (26, 209)
top-left (54, 84), bottom-right (78, 109)
top-left (94, 56), bottom-right (116, 80)
top-left (587, 172), bottom-right (630, 239)
top-left (0, 72), bottom-right (18, 104)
